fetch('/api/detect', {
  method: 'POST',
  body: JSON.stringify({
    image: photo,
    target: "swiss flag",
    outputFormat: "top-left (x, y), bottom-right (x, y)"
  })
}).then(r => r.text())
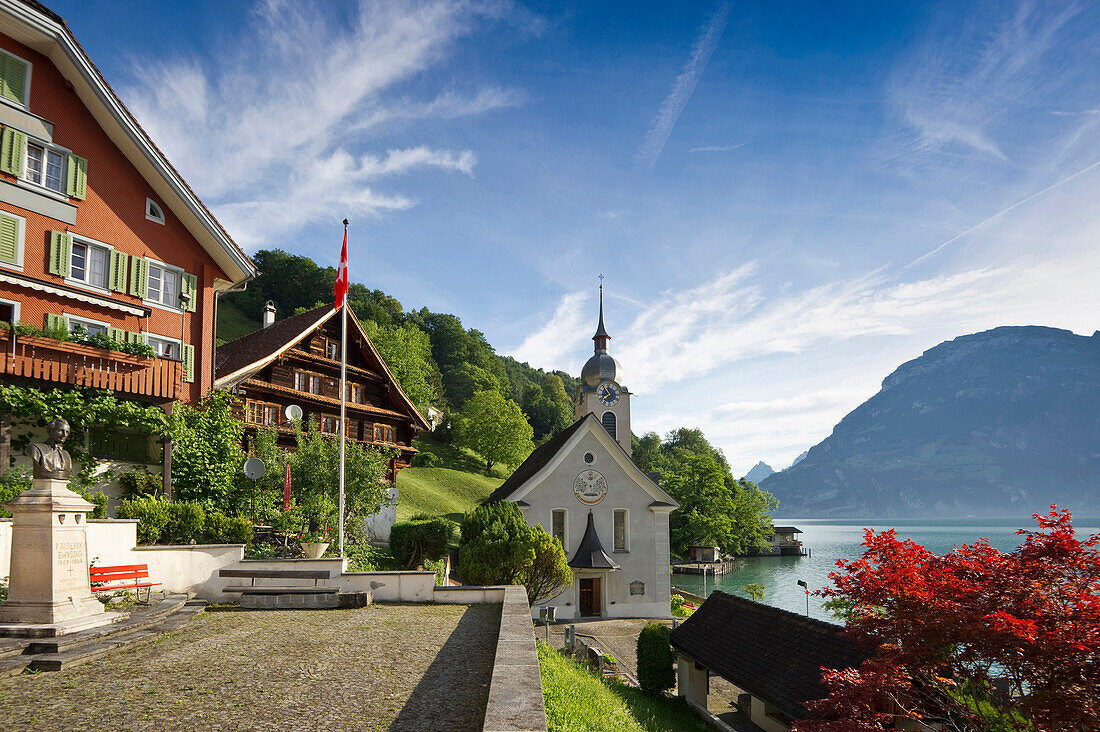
top-left (334, 225), bottom-right (349, 309)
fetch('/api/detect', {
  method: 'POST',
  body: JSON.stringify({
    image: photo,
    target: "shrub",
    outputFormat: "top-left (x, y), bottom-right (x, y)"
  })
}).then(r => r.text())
top-left (411, 451), bottom-right (441, 468)
top-left (202, 512), bottom-right (254, 545)
top-left (164, 501), bottom-right (205, 544)
top-left (637, 623), bottom-right (676, 696)
top-left (0, 468), bottom-right (32, 517)
top-left (118, 496), bottom-right (172, 544)
top-left (119, 470), bottom-right (162, 500)
top-left (390, 517), bottom-right (452, 568)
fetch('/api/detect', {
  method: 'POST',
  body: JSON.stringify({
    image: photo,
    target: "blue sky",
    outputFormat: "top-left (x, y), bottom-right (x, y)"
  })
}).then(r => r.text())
top-left (53, 0), bottom-right (1100, 474)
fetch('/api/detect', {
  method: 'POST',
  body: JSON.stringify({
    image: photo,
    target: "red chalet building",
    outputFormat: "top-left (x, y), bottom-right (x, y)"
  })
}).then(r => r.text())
top-left (214, 304), bottom-right (430, 481)
top-left (0, 0), bottom-right (256, 479)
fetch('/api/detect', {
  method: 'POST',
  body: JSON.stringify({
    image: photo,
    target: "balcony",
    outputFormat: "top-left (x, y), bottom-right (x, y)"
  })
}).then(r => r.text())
top-left (0, 330), bottom-right (181, 401)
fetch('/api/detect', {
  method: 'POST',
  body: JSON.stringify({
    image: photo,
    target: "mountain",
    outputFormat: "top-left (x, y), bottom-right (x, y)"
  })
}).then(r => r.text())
top-left (789, 451), bottom-right (809, 468)
top-left (743, 461), bottom-right (775, 484)
top-left (762, 326), bottom-right (1100, 517)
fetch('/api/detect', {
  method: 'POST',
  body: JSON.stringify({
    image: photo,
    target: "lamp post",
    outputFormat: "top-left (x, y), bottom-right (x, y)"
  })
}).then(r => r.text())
top-left (797, 579), bottom-right (809, 616)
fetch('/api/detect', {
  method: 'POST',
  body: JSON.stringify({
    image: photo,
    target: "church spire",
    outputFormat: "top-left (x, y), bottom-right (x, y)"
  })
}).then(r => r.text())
top-left (593, 276), bottom-right (610, 353)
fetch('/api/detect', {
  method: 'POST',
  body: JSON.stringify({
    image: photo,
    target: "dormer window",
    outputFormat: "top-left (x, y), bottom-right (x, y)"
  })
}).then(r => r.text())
top-left (145, 198), bottom-right (165, 224)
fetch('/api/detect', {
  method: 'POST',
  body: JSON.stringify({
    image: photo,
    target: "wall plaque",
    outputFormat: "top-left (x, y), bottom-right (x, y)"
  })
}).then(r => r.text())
top-left (630, 580), bottom-right (645, 596)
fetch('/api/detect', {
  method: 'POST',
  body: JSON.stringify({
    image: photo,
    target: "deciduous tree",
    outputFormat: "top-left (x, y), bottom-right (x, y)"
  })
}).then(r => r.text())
top-left (454, 390), bottom-right (534, 472)
top-left (796, 507), bottom-right (1100, 732)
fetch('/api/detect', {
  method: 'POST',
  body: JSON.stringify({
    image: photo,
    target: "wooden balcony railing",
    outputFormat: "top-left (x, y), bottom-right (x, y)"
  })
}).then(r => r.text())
top-left (0, 331), bottom-right (181, 401)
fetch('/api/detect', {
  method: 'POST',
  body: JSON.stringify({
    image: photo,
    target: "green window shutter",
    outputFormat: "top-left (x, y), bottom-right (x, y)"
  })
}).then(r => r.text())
top-left (66, 154), bottom-right (87, 200)
top-left (106, 326), bottom-right (125, 344)
top-left (181, 344), bottom-right (195, 383)
top-left (109, 250), bottom-right (128, 292)
top-left (129, 257), bottom-right (148, 298)
top-left (182, 272), bottom-right (197, 312)
top-left (48, 230), bottom-right (71, 277)
top-left (0, 54), bottom-right (27, 105)
top-left (0, 212), bottom-right (18, 265)
top-left (44, 313), bottom-right (67, 334)
top-left (0, 127), bottom-right (25, 176)
top-left (126, 331), bottom-right (143, 345)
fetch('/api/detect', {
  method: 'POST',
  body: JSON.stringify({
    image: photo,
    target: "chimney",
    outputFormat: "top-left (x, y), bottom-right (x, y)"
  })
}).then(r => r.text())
top-left (262, 300), bottom-right (276, 329)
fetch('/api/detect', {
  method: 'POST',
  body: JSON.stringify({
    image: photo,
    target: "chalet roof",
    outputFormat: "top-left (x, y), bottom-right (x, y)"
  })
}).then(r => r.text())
top-left (568, 511), bottom-right (619, 570)
top-left (4, 0), bottom-right (256, 285)
top-left (214, 305), bottom-right (430, 431)
top-left (669, 591), bottom-right (868, 719)
top-left (215, 306), bottom-right (332, 381)
top-left (773, 526), bottom-right (803, 533)
top-left (483, 417), bottom-right (589, 503)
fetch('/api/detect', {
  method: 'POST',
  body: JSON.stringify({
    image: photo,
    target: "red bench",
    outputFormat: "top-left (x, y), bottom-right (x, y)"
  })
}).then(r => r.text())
top-left (89, 563), bottom-right (162, 603)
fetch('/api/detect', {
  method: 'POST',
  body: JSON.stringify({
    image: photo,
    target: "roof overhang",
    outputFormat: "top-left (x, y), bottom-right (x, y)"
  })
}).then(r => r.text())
top-left (0, 1), bottom-right (257, 287)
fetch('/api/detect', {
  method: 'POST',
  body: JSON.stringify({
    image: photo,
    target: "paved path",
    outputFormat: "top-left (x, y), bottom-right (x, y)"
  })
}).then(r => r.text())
top-left (0, 603), bottom-right (500, 731)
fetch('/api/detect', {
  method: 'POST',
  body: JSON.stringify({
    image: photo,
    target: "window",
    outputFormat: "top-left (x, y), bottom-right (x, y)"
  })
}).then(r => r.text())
top-left (294, 371), bottom-right (321, 394)
top-left (69, 238), bottom-right (110, 290)
top-left (344, 382), bottom-right (364, 403)
top-left (246, 401), bottom-right (282, 427)
top-left (145, 334), bottom-right (180, 359)
top-left (0, 299), bottom-right (17, 323)
top-left (24, 141), bottom-right (65, 193)
top-left (583, 452), bottom-right (596, 464)
top-left (602, 411), bottom-right (617, 440)
top-left (322, 415), bottom-right (339, 434)
top-left (145, 198), bottom-right (165, 224)
top-left (552, 510), bottom-right (566, 548)
top-left (373, 423), bottom-right (394, 443)
top-left (146, 261), bottom-right (180, 308)
top-left (614, 509), bottom-right (628, 552)
top-left (0, 210), bottom-right (25, 268)
top-left (65, 315), bottom-right (107, 338)
top-left (0, 49), bottom-right (30, 106)
top-left (327, 340), bottom-right (339, 359)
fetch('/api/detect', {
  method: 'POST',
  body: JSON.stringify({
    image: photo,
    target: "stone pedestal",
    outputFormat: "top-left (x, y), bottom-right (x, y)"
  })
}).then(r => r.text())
top-left (0, 479), bottom-right (122, 636)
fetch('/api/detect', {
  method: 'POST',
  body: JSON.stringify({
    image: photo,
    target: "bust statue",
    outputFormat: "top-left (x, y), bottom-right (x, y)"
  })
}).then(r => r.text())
top-left (27, 418), bottom-right (73, 480)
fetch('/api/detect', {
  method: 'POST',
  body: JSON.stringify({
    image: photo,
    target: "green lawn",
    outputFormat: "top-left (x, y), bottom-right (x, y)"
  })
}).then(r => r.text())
top-left (394, 435), bottom-right (511, 527)
top-left (537, 642), bottom-right (709, 732)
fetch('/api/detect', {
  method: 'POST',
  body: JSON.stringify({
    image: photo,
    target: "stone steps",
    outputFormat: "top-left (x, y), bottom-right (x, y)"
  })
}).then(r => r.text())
top-left (0, 596), bottom-right (205, 677)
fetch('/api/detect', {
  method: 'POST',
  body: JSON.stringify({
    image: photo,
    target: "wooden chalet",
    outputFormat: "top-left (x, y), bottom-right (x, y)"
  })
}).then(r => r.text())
top-left (214, 303), bottom-right (430, 481)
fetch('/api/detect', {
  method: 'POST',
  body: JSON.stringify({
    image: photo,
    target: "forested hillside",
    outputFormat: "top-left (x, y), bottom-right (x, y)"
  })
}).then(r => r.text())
top-left (218, 249), bottom-right (578, 441)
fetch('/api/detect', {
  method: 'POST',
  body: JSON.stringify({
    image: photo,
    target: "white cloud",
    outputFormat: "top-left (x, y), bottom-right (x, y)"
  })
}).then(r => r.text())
top-left (121, 0), bottom-right (513, 248)
top-left (635, 3), bottom-right (731, 169)
top-left (509, 290), bottom-right (590, 367)
top-left (688, 142), bottom-right (747, 153)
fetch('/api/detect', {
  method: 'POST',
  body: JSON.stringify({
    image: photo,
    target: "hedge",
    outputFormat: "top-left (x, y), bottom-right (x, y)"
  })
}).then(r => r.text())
top-left (390, 516), bottom-right (452, 568)
top-left (118, 496), bottom-right (253, 546)
top-left (636, 622), bottom-right (676, 696)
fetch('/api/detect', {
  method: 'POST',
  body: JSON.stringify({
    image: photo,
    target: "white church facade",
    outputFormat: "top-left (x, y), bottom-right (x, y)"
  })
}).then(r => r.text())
top-left (485, 287), bottom-right (678, 620)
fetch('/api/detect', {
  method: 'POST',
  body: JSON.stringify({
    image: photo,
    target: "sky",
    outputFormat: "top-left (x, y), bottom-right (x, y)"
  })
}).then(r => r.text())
top-left (52, 0), bottom-right (1100, 475)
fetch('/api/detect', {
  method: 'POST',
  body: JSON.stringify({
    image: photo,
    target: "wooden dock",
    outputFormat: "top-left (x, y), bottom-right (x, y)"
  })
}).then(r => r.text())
top-left (671, 559), bottom-right (737, 576)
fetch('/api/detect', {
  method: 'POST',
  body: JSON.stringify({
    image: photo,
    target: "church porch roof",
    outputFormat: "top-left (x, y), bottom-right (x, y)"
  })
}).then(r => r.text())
top-left (568, 511), bottom-right (619, 570)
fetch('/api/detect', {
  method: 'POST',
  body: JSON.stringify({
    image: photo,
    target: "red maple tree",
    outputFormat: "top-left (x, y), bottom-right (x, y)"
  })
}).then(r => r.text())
top-left (793, 507), bottom-right (1100, 732)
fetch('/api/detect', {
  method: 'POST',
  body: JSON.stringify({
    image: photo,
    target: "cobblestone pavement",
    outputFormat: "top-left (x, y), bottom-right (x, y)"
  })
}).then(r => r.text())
top-left (0, 603), bottom-right (500, 731)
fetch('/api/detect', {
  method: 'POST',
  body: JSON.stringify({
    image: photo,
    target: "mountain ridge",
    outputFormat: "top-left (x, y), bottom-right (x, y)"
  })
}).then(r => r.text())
top-left (762, 326), bottom-right (1100, 517)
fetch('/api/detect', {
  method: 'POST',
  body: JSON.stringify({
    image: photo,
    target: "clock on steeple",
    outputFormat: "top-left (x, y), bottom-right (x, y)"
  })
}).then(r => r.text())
top-left (575, 281), bottom-right (631, 455)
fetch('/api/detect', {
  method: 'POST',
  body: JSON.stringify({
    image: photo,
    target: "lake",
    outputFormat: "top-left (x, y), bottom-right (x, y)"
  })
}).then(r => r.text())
top-left (671, 516), bottom-right (1100, 622)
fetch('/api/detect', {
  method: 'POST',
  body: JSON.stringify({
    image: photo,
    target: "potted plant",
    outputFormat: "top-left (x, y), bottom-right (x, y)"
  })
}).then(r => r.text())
top-left (299, 527), bottom-right (330, 559)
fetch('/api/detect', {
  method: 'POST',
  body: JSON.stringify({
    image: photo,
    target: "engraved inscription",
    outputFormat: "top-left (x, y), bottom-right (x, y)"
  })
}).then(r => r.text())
top-left (54, 539), bottom-right (87, 593)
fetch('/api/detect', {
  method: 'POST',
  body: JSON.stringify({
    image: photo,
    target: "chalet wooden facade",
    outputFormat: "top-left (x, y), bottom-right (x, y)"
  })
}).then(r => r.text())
top-left (0, 0), bottom-right (256, 481)
top-left (214, 305), bottom-right (431, 481)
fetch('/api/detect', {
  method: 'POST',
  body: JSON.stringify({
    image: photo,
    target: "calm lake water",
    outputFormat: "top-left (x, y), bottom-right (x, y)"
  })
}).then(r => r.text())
top-left (671, 516), bottom-right (1100, 623)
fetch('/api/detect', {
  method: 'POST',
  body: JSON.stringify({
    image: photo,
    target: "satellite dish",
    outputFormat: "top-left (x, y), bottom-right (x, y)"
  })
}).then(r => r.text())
top-left (243, 457), bottom-right (266, 481)
top-left (285, 404), bottom-right (303, 422)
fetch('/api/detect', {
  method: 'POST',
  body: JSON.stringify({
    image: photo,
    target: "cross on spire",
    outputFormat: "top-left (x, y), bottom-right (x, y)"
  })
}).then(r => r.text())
top-left (593, 275), bottom-right (610, 351)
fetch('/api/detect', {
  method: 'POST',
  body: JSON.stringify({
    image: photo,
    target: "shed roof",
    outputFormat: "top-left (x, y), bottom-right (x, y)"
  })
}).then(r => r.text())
top-left (669, 591), bottom-right (868, 719)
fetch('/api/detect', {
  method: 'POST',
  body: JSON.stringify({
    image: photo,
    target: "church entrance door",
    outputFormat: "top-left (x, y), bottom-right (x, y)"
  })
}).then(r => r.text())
top-left (579, 577), bottom-right (601, 617)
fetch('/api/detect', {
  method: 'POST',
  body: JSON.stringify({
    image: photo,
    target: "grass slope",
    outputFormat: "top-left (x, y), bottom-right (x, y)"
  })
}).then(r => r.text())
top-left (537, 642), bottom-right (709, 732)
top-left (394, 435), bottom-right (510, 526)
top-left (216, 300), bottom-right (260, 344)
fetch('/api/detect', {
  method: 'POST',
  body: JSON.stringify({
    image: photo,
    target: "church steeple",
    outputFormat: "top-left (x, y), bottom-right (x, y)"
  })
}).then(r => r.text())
top-left (593, 281), bottom-right (611, 353)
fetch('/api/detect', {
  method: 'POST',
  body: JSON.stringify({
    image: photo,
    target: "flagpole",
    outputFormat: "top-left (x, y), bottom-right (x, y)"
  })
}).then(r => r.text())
top-left (338, 218), bottom-right (348, 557)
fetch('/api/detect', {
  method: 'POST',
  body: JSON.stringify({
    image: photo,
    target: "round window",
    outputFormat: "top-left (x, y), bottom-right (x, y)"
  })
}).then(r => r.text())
top-left (583, 452), bottom-right (596, 464)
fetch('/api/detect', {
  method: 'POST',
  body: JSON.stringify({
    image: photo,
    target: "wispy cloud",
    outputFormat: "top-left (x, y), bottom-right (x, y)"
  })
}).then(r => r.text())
top-left (635, 2), bottom-right (731, 169)
top-left (688, 142), bottom-right (747, 153)
top-left (121, 0), bottom-right (515, 248)
top-left (883, 1), bottom-right (1086, 166)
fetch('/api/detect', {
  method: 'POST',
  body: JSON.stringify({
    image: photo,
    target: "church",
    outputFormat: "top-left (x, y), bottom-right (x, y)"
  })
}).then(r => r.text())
top-left (485, 287), bottom-right (678, 620)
